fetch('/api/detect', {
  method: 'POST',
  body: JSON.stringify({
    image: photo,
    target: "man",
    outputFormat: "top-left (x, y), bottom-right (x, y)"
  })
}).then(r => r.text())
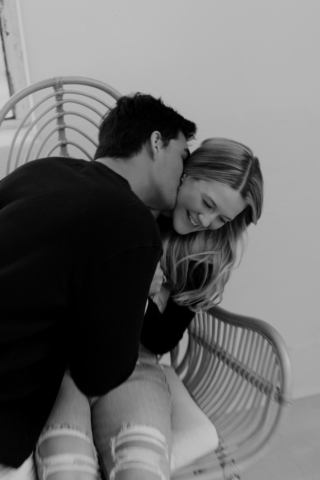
top-left (0, 92), bottom-right (196, 469)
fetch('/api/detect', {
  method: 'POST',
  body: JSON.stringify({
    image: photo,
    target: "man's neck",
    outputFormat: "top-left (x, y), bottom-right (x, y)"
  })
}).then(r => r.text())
top-left (96, 155), bottom-right (156, 209)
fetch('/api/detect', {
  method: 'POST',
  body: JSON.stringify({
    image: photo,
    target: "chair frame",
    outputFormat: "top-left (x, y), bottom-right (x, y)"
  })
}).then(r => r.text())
top-left (171, 305), bottom-right (293, 479)
top-left (0, 77), bottom-right (293, 480)
top-left (0, 76), bottom-right (121, 175)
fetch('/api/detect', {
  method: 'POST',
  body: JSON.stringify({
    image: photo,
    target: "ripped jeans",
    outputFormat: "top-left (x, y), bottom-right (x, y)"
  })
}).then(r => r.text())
top-left (36, 346), bottom-right (172, 480)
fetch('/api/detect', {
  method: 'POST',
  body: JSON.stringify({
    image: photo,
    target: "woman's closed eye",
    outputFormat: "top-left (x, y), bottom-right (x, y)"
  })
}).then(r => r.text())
top-left (203, 199), bottom-right (227, 224)
top-left (203, 199), bottom-right (212, 209)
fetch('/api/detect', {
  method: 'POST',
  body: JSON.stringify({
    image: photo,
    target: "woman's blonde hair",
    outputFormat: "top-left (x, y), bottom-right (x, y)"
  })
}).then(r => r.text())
top-left (161, 138), bottom-right (263, 311)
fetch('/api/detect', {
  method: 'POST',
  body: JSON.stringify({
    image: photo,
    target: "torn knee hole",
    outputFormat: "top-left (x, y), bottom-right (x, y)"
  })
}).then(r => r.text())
top-left (109, 424), bottom-right (169, 480)
top-left (38, 425), bottom-right (96, 457)
top-left (35, 425), bottom-right (100, 480)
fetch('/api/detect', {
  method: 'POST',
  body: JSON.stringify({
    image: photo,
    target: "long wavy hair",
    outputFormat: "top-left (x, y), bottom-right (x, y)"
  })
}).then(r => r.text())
top-left (161, 137), bottom-right (264, 311)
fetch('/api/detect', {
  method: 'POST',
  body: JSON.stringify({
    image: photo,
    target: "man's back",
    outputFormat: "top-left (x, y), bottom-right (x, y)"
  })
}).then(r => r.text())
top-left (0, 157), bottom-right (162, 466)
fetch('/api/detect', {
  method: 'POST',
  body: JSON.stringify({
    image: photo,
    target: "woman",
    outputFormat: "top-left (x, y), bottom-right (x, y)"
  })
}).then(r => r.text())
top-left (35, 138), bottom-right (263, 480)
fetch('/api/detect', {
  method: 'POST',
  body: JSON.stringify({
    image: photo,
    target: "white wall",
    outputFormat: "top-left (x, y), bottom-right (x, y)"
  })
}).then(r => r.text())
top-left (12, 0), bottom-right (320, 398)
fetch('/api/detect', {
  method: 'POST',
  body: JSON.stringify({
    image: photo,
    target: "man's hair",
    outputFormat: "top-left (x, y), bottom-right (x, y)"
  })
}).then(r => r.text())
top-left (94, 93), bottom-right (197, 159)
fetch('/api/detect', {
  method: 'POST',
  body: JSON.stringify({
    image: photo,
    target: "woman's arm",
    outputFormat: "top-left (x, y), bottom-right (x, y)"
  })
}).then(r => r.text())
top-left (140, 295), bottom-right (195, 354)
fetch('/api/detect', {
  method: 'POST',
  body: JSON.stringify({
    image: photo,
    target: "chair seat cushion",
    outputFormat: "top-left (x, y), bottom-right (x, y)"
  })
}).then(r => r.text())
top-left (162, 366), bottom-right (219, 473)
top-left (0, 456), bottom-right (35, 480)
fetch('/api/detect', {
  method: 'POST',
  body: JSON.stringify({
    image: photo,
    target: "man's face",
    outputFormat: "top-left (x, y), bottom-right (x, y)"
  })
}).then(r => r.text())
top-left (153, 131), bottom-right (190, 211)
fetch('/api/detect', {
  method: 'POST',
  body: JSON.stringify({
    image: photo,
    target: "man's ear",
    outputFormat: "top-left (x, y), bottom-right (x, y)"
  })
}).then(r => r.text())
top-left (150, 131), bottom-right (163, 157)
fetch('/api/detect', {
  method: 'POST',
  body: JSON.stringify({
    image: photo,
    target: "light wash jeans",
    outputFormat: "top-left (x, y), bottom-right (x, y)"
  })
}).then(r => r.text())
top-left (36, 346), bottom-right (172, 480)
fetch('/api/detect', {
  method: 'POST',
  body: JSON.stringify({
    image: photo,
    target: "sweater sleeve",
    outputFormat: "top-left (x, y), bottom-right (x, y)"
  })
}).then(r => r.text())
top-left (140, 297), bottom-right (195, 354)
top-left (69, 245), bottom-right (160, 396)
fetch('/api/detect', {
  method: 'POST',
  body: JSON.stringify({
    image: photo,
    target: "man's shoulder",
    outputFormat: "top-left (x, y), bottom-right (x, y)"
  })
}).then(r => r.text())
top-left (2, 156), bottom-right (87, 182)
top-left (1, 157), bottom-right (161, 246)
top-left (3, 157), bottom-right (127, 193)
top-left (100, 189), bottom-right (161, 243)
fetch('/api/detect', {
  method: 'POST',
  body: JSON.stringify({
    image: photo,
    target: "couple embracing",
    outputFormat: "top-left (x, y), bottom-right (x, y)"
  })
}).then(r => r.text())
top-left (0, 92), bottom-right (263, 480)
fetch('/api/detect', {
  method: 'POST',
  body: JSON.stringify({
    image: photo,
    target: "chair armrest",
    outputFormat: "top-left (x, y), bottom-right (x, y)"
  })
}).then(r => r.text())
top-left (170, 305), bottom-right (293, 475)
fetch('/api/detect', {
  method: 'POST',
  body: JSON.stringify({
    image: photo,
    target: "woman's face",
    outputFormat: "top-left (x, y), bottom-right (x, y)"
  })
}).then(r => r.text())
top-left (172, 176), bottom-right (248, 235)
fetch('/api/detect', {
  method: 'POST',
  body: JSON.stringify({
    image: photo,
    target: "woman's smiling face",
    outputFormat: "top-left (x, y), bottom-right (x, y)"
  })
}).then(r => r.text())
top-left (171, 176), bottom-right (248, 235)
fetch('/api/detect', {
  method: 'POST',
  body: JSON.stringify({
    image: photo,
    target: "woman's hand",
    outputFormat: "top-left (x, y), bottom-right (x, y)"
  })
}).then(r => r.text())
top-left (149, 262), bottom-right (172, 313)
top-left (149, 262), bottom-right (166, 296)
top-left (151, 285), bottom-right (171, 313)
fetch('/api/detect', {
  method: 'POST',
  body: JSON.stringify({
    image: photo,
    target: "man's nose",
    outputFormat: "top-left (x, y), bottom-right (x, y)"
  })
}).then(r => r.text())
top-left (198, 212), bottom-right (215, 228)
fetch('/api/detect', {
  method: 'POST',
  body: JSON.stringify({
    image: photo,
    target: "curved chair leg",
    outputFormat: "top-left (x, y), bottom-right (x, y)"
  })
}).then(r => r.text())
top-left (215, 437), bottom-right (241, 480)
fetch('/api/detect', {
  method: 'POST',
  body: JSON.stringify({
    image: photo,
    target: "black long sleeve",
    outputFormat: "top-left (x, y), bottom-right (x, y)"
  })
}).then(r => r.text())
top-left (70, 245), bottom-right (160, 396)
top-left (140, 297), bottom-right (195, 354)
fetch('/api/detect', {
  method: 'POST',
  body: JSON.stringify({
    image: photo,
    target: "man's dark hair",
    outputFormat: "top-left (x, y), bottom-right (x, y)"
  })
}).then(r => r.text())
top-left (94, 93), bottom-right (197, 159)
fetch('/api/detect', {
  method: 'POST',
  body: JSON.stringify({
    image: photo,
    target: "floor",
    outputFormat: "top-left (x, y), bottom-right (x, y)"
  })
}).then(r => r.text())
top-left (243, 394), bottom-right (320, 480)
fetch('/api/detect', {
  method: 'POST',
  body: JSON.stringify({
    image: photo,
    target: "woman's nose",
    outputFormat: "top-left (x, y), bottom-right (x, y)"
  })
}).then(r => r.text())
top-left (198, 212), bottom-right (215, 228)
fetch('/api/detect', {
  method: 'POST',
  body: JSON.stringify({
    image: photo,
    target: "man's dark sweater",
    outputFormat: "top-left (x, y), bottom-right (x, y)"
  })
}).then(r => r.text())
top-left (0, 157), bottom-right (162, 466)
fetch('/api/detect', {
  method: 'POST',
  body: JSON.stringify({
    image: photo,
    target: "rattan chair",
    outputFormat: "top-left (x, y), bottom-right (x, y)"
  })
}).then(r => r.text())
top-left (0, 77), bottom-right (293, 480)
top-left (0, 76), bottom-right (121, 173)
top-left (170, 306), bottom-right (292, 480)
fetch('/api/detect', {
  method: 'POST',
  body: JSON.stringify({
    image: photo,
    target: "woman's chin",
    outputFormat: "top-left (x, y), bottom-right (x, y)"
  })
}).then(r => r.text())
top-left (172, 218), bottom-right (191, 235)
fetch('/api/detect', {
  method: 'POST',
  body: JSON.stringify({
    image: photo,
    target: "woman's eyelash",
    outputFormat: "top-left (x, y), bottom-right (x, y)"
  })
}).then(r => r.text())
top-left (203, 199), bottom-right (212, 208)
top-left (203, 199), bottom-right (226, 223)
